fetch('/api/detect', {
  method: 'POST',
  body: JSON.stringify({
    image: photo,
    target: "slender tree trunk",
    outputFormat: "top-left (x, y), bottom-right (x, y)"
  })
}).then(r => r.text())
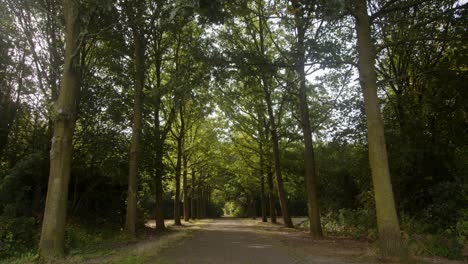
top-left (267, 161), bottom-right (277, 223)
top-left (263, 90), bottom-right (293, 228)
top-left (257, 0), bottom-right (292, 228)
top-left (354, 0), bottom-right (404, 257)
top-left (191, 169), bottom-right (197, 219)
top-left (293, 4), bottom-right (323, 236)
top-left (258, 133), bottom-right (267, 222)
top-left (183, 153), bottom-right (189, 221)
top-left (125, 1), bottom-right (145, 237)
top-left (197, 177), bottom-right (202, 219)
top-left (252, 196), bottom-right (257, 219)
top-left (260, 175), bottom-right (267, 222)
top-left (39, 0), bottom-right (81, 258)
top-left (154, 151), bottom-right (165, 231)
top-left (174, 134), bottom-right (182, 225)
top-left (153, 35), bottom-right (166, 231)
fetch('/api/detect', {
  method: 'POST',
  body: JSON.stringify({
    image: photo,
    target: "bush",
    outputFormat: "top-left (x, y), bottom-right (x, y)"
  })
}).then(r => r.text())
top-left (402, 210), bottom-right (467, 260)
top-left (65, 222), bottom-right (127, 254)
top-left (411, 234), bottom-right (464, 260)
top-left (0, 216), bottom-right (38, 259)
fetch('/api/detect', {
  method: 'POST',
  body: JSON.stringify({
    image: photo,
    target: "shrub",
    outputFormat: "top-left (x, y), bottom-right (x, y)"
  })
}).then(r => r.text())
top-left (402, 212), bottom-right (467, 260)
top-left (0, 216), bottom-right (38, 259)
top-left (417, 234), bottom-right (464, 259)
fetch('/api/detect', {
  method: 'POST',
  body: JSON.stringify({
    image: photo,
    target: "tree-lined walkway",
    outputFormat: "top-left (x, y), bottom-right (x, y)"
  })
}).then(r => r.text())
top-left (153, 218), bottom-right (371, 264)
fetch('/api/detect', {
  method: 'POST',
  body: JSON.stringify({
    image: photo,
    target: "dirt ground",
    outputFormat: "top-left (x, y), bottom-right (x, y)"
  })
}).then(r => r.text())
top-left (73, 217), bottom-right (465, 264)
top-left (151, 218), bottom-right (376, 264)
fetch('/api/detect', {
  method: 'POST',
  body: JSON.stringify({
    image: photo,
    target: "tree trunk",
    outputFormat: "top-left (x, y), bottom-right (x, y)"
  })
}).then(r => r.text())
top-left (154, 150), bottom-right (165, 231)
top-left (183, 153), bottom-right (189, 221)
top-left (257, 0), bottom-right (292, 228)
top-left (39, 0), bottom-right (81, 258)
top-left (354, 0), bottom-right (404, 257)
top-left (153, 33), bottom-right (166, 231)
top-left (174, 134), bottom-right (182, 225)
top-left (267, 162), bottom-right (277, 223)
top-left (264, 92), bottom-right (293, 228)
top-left (125, 0), bottom-right (145, 237)
top-left (252, 196), bottom-right (257, 219)
top-left (197, 178), bottom-right (202, 219)
top-left (293, 4), bottom-right (323, 236)
top-left (191, 169), bottom-right (197, 219)
top-left (260, 175), bottom-right (267, 222)
top-left (258, 133), bottom-right (268, 222)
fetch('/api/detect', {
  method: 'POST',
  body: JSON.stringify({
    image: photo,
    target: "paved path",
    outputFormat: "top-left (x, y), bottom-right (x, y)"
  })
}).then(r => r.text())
top-left (153, 218), bottom-right (366, 264)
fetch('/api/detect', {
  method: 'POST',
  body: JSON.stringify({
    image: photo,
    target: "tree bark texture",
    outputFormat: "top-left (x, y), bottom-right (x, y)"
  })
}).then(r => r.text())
top-left (354, 0), bottom-right (403, 257)
top-left (39, 0), bottom-right (81, 258)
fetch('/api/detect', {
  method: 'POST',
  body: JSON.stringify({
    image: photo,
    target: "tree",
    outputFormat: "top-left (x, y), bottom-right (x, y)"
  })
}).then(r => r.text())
top-left (39, 0), bottom-right (82, 258)
top-left (352, 0), bottom-right (403, 257)
top-left (124, 0), bottom-right (146, 237)
top-left (290, 0), bottom-right (323, 236)
top-left (172, 105), bottom-right (185, 225)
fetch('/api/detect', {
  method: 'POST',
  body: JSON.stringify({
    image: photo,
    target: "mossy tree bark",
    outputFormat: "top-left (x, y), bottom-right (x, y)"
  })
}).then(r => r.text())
top-left (353, 0), bottom-right (404, 257)
top-left (39, 0), bottom-right (82, 258)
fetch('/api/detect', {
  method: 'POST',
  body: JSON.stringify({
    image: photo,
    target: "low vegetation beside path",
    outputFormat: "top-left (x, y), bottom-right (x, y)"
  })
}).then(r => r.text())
top-left (1, 220), bottom-right (210, 264)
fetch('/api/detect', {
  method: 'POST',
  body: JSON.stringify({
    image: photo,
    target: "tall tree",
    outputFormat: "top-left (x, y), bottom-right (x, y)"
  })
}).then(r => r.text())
top-left (352, 0), bottom-right (403, 257)
top-left (172, 105), bottom-right (185, 225)
top-left (291, 0), bottom-right (323, 236)
top-left (39, 0), bottom-right (82, 258)
top-left (124, 0), bottom-right (146, 237)
top-left (257, 0), bottom-right (293, 228)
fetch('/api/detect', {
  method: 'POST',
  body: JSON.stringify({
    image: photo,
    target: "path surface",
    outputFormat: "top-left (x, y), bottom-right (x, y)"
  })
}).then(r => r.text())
top-left (152, 218), bottom-right (370, 264)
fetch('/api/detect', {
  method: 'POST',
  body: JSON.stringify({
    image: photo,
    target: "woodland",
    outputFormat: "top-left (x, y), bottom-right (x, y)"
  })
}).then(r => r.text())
top-left (0, 0), bottom-right (467, 263)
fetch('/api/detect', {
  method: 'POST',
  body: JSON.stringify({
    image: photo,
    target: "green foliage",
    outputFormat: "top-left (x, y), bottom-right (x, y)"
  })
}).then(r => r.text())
top-left (223, 201), bottom-right (245, 217)
top-left (0, 152), bottom-right (47, 217)
top-left (0, 0), bottom-right (466, 261)
top-left (319, 191), bottom-right (377, 240)
top-left (0, 216), bottom-right (38, 259)
top-left (402, 209), bottom-right (468, 260)
top-left (65, 222), bottom-right (127, 255)
top-left (410, 234), bottom-right (464, 260)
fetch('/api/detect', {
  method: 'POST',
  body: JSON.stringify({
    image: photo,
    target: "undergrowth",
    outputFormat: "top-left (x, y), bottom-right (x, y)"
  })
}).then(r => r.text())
top-left (298, 209), bottom-right (467, 260)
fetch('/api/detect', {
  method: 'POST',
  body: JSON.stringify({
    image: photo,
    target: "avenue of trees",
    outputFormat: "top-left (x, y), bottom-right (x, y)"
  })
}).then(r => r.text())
top-left (0, 0), bottom-right (466, 262)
